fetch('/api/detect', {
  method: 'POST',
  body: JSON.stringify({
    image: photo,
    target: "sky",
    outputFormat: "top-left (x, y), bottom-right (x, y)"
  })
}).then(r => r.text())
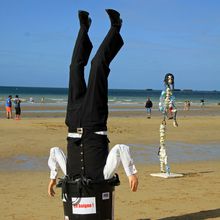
top-left (0, 0), bottom-right (220, 90)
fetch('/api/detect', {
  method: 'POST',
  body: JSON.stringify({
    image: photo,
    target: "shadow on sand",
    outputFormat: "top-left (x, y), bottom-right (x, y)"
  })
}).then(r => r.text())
top-left (137, 208), bottom-right (220, 220)
top-left (182, 170), bottom-right (214, 177)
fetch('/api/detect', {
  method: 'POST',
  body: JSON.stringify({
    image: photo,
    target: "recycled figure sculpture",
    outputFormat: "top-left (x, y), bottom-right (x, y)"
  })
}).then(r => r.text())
top-left (48, 9), bottom-right (138, 220)
top-left (158, 73), bottom-right (178, 174)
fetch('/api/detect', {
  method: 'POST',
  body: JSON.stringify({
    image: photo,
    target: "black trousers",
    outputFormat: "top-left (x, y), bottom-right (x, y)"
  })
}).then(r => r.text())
top-left (15, 107), bottom-right (21, 115)
top-left (65, 25), bottom-right (124, 180)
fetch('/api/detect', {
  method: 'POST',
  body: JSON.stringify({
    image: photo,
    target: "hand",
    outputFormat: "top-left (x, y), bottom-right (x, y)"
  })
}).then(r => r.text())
top-left (48, 179), bottom-right (56, 197)
top-left (128, 174), bottom-right (138, 192)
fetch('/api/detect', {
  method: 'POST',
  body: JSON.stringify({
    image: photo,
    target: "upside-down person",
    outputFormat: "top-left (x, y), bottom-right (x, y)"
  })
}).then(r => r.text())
top-left (47, 9), bottom-right (138, 219)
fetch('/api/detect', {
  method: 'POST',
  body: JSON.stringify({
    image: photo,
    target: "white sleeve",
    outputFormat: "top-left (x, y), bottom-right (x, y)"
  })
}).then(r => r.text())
top-left (103, 144), bottom-right (137, 179)
top-left (48, 147), bottom-right (67, 179)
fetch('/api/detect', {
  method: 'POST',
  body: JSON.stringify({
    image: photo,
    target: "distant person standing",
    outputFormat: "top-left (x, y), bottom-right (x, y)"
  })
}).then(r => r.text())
top-left (5, 95), bottom-right (12, 119)
top-left (184, 100), bottom-right (191, 111)
top-left (184, 100), bottom-right (188, 111)
top-left (29, 97), bottom-right (34, 103)
top-left (41, 97), bottom-right (45, 104)
top-left (187, 100), bottom-right (191, 110)
top-left (145, 97), bottom-right (153, 118)
top-left (14, 95), bottom-right (21, 120)
top-left (200, 99), bottom-right (205, 109)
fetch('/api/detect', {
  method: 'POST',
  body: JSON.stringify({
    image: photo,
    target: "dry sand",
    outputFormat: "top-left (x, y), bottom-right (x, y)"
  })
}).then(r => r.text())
top-left (0, 109), bottom-right (220, 219)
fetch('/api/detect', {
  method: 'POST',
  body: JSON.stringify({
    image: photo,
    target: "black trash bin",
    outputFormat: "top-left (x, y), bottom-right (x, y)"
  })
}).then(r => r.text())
top-left (58, 175), bottom-right (120, 220)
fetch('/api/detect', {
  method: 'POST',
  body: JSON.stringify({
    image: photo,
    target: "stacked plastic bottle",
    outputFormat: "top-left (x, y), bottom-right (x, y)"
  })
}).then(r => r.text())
top-left (159, 122), bottom-right (168, 173)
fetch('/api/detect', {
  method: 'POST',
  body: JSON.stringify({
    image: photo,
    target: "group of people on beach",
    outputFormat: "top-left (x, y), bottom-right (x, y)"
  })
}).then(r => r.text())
top-left (184, 100), bottom-right (191, 111)
top-left (3, 95), bottom-right (47, 120)
top-left (5, 95), bottom-right (21, 120)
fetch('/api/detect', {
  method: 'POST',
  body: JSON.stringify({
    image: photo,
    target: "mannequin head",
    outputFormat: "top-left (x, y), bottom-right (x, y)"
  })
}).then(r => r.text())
top-left (164, 73), bottom-right (174, 89)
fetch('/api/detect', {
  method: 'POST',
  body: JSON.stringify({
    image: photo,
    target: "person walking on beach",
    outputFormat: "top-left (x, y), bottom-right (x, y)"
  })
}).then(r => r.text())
top-left (5, 95), bottom-right (12, 119)
top-left (14, 95), bottom-right (21, 120)
top-left (145, 97), bottom-right (153, 118)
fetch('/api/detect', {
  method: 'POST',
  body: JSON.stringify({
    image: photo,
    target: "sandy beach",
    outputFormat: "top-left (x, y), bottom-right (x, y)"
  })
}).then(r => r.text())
top-left (0, 107), bottom-right (220, 220)
top-left (2, 0), bottom-right (220, 219)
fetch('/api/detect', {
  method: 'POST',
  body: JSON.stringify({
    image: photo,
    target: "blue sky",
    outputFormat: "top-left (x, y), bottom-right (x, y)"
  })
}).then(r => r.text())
top-left (0, 0), bottom-right (220, 90)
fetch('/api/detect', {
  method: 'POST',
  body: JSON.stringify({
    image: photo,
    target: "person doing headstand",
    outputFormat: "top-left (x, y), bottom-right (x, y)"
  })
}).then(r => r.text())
top-left (48, 9), bottom-right (138, 198)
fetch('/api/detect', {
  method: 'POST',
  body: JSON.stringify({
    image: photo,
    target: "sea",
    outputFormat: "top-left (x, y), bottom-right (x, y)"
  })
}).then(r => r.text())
top-left (0, 86), bottom-right (220, 109)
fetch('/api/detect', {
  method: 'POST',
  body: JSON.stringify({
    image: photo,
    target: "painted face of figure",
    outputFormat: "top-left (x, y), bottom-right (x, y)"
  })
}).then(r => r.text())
top-left (167, 75), bottom-right (173, 85)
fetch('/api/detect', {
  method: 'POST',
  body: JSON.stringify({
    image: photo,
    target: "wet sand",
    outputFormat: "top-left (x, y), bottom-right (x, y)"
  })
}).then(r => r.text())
top-left (0, 109), bottom-right (220, 219)
top-left (1, 103), bottom-right (220, 118)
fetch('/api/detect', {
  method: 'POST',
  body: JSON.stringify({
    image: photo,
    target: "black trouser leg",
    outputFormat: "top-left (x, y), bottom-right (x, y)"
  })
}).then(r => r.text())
top-left (65, 27), bottom-right (93, 131)
top-left (81, 27), bottom-right (124, 128)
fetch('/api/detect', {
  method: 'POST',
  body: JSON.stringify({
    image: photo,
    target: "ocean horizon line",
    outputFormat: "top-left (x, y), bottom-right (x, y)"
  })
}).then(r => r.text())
top-left (0, 85), bottom-right (219, 93)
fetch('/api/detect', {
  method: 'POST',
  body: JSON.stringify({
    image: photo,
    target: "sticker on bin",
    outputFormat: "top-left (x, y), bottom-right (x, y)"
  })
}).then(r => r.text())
top-left (102, 192), bottom-right (110, 200)
top-left (72, 197), bottom-right (96, 214)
